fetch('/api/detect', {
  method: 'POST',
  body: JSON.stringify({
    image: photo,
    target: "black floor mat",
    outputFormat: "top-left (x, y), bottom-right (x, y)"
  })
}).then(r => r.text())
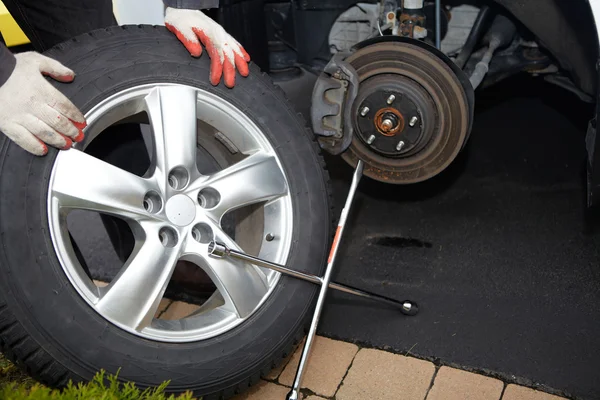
top-left (278, 74), bottom-right (599, 400)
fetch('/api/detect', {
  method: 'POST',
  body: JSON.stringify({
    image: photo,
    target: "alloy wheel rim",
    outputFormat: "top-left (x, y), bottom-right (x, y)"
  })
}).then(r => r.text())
top-left (47, 83), bottom-right (293, 342)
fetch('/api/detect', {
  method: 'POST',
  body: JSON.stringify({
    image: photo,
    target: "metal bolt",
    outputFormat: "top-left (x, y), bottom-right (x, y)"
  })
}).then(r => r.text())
top-left (386, 94), bottom-right (396, 104)
top-left (396, 141), bottom-right (405, 151)
top-left (360, 106), bottom-right (370, 117)
top-left (367, 135), bottom-right (376, 144)
top-left (403, 302), bottom-right (412, 312)
top-left (266, 233), bottom-right (275, 242)
top-left (409, 116), bottom-right (418, 127)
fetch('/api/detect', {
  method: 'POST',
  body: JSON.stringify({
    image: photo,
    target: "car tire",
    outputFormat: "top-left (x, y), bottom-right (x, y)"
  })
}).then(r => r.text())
top-left (0, 25), bottom-right (332, 399)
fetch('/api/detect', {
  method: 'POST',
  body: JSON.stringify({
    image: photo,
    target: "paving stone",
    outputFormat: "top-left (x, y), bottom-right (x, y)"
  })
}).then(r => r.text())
top-left (233, 380), bottom-right (290, 400)
top-left (155, 298), bottom-right (172, 318)
top-left (502, 385), bottom-right (567, 400)
top-left (160, 301), bottom-right (199, 320)
top-left (279, 336), bottom-right (359, 397)
top-left (303, 396), bottom-right (328, 400)
top-left (336, 348), bottom-right (435, 400)
top-left (426, 366), bottom-right (503, 400)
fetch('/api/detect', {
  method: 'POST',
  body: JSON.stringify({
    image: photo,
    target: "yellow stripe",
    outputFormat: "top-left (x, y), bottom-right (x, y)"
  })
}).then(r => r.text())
top-left (0, 1), bottom-right (30, 47)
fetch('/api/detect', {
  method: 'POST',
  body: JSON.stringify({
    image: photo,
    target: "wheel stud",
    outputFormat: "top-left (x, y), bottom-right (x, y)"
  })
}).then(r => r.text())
top-left (367, 135), bottom-right (376, 144)
top-left (360, 106), bottom-right (370, 117)
top-left (409, 116), bottom-right (418, 127)
top-left (396, 141), bottom-right (405, 151)
top-left (386, 94), bottom-right (396, 105)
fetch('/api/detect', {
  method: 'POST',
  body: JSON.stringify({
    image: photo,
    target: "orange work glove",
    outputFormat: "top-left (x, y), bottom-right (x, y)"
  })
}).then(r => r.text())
top-left (165, 7), bottom-right (251, 88)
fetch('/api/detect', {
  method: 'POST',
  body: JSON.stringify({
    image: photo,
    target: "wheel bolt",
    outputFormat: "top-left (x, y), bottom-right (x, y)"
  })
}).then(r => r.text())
top-left (360, 106), bottom-right (370, 117)
top-left (387, 94), bottom-right (396, 105)
top-left (409, 116), bottom-right (418, 127)
top-left (396, 141), bottom-right (405, 151)
top-left (266, 233), bottom-right (275, 242)
top-left (367, 135), bottom-right (376, 144)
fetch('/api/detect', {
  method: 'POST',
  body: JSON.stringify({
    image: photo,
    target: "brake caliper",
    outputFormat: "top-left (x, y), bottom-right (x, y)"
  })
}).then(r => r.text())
top-left (310, 52), bottom-right (359, 155)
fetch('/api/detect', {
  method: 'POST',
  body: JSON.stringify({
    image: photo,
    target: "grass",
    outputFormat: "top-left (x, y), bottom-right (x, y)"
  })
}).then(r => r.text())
top-left (0, 353), bottom-right (198, 400)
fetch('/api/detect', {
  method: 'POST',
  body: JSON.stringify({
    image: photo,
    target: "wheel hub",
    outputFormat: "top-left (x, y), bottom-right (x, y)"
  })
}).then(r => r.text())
top-left (165, 194), bottom-right (196, 226)
top-left (356, 85), bottom-right (426, 157)
top-left (342, 40), bottom-right (472, 184)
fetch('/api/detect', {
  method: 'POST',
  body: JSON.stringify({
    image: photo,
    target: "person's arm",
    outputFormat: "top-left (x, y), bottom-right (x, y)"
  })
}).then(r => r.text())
top-left (162, 0), bottom-right (250, 88)
top-left (0, 44), bottom-right (86, 156)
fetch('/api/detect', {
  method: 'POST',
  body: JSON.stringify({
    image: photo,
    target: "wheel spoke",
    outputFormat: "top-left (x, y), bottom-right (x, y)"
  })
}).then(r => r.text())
top-left (96, 223), bottom-right (180, 331)
top-left (51, 149), bottom-right (155, 219)
top-left (195, 152), bottom-right (288, 223)
top-left (145, 86), bottom-right (199, 191)
top-left (185, 227), bottom-right (269, 318)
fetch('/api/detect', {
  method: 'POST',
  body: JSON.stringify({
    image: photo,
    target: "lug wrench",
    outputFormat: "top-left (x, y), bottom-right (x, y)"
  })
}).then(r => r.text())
top-left (208, 160), bottom-right (419, 400)
top-left (207, 243), bottom-right (418, 314)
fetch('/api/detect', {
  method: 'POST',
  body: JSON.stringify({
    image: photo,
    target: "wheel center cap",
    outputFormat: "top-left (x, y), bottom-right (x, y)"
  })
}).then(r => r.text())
top-left (165, 195), bottom-right (196, 226)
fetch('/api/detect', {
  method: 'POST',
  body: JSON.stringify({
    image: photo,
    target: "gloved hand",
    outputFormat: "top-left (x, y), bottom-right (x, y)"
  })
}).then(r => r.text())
top-left (164, 7), bottom-right (250, 88)
top-left (0, 52), bottom-right (86, 156)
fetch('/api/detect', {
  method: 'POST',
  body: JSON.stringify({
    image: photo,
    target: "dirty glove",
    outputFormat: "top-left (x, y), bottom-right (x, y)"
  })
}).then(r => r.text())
top-left (0, 52), bottom-right (86, 156)
top-left (164, 7), bottom-right (250, 88)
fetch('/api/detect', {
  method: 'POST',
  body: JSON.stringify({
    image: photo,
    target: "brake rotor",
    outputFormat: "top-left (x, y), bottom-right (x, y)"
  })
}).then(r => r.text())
top-left (342, 41), bottom-right (471, 184)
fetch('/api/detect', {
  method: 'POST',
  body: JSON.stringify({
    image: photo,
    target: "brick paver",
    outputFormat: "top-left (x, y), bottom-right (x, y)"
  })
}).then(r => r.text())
top-left (502, 385), bottom-right (567, 400)
top-left (233, 381), bottom-right (290, 400)
top-left (160, 301), bottom-right (200, 320)
top-left (279, 336), bottom-right (359, 397)
top-left (427, 366), bottom-right (504, 400)
top-left (336, 348), bottom-right (435, 400)
top-left (304, 396), bottom-right (327, 400)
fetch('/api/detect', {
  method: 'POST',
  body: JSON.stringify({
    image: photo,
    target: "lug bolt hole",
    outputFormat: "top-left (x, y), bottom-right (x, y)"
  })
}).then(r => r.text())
top-left (168, 167), bottom-right (189, 190)
top-left (192, 223), bottom-right (213, 244)
top-left (159, 227), bottom-right (178, 248)
top-left (143, 191), bottom-right (163, 214)
top-left (198, 188), bottom-right (221, 209)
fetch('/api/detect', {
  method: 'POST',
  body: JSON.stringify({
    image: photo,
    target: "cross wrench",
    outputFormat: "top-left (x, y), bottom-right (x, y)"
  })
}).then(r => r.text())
top-left (207, 243), bottom-right (418, 314)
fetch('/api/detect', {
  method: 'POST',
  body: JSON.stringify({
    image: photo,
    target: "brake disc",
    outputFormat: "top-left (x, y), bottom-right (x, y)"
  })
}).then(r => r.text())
top-left (341, 40), bottom-right (473, 184)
